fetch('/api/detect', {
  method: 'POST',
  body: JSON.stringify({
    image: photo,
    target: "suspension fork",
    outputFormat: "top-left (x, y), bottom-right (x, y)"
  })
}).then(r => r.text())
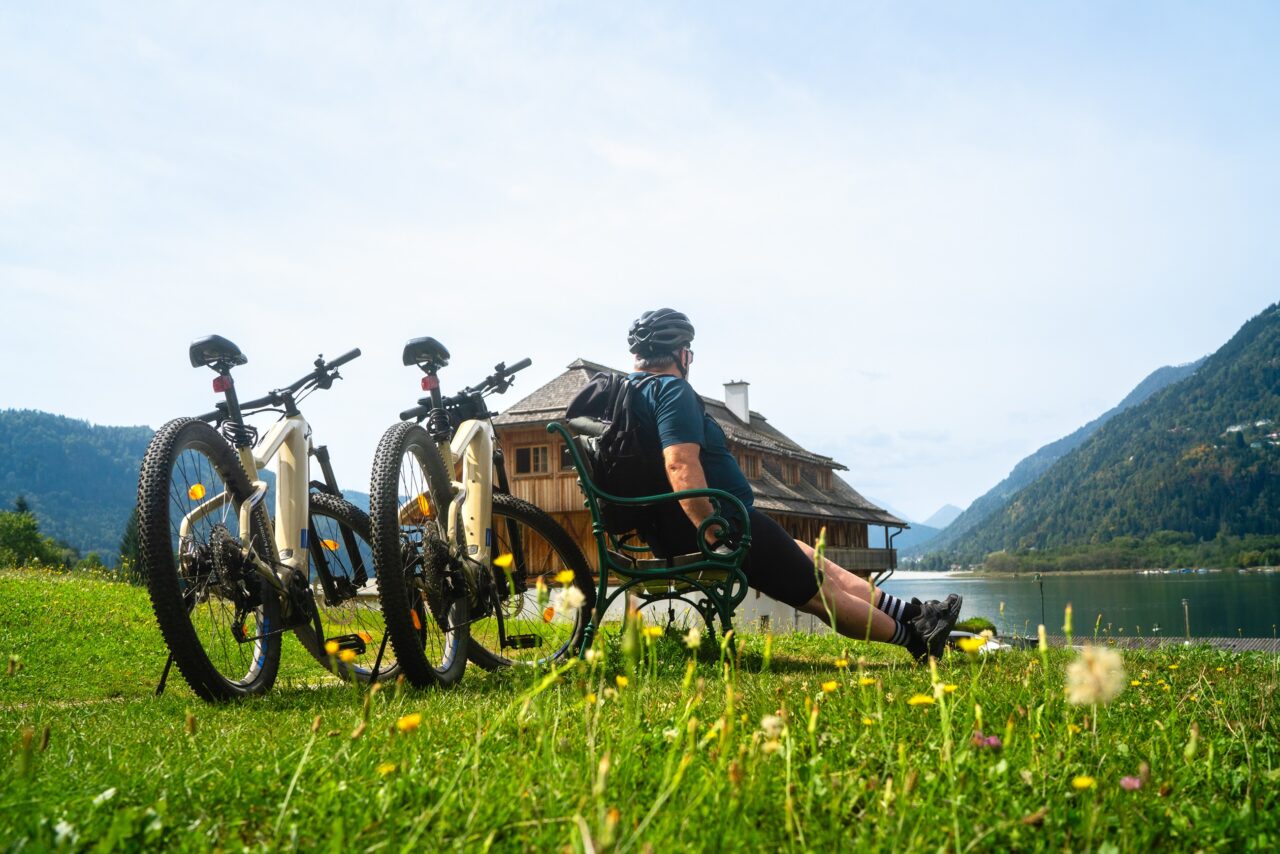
top-left (307, 444), bottom-right (369, 599)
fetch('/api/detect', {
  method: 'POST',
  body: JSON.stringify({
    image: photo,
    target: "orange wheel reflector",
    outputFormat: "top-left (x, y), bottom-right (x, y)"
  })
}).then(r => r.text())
top-left (416, 494), bottom-right (433, 518)
top-left (410, 610), bottom-right (422, 631)
top-left (542, 606), bottom-right (555, 623)
top-left (321, 539), bottom-right (340, 551)
top-left (188, 483), bottom-right (206, 501)
top-left (357, 630), bottom-right (372, 643)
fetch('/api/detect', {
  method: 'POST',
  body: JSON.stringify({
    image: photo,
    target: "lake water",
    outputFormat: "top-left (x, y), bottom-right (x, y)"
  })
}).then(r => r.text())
top-left (732, 569), bottom-right (1280, 639)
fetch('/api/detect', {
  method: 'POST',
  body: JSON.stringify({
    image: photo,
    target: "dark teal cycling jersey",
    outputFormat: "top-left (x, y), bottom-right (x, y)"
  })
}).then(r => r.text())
top-left (629, 372), bottom-right (754, 510)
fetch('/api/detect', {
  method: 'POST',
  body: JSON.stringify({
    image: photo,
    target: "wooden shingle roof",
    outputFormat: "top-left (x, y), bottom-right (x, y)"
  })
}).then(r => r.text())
top-left (495, 359), bottom-right (908, 528)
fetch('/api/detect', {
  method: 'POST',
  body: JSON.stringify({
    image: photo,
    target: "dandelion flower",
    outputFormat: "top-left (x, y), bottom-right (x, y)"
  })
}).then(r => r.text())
top-left (821, 681), bottom-right (838, 694)
top-left (943, 684), bottom-right (958, 694)
top-left (585, 692), bottom-right (597, 705)
top-left (858, 676), bottom-right (876, 687)
top-left (834, 658), bottom-right (849, 669)
top-left (339, 649), bottom-right (357, 664)
top-left (493, 553), bottom-right (514, 569)
top-left (555, 569), bottom-right (575, 585)
top-left (684, 626), bottom-right (702, 650)
top-left (862, 717), bottom-right (875, 726)
top-left (396, 713), bottom-right (422, 733)
top-left (1130, 679), bottom-right (1141, 687)
top-left (1167, 664), bottom-right (1179, 671)
top-left (1072, 775), bottom-right (1096, 790)
top-left (958, 636), bottom-right (986, 654)
top-left (760, 715), bottom-right (784, 738)
top-left (324, 640), bottom-right (340, 655)
top-left (377, 761), bottom-right (397, 776)
top-left (643, 625), bottom-right (664, 640)
top-left (615, 674), bottom-right (628, 689)
top-left (907, 694), bottom-right (935, 706)
top-left (1065, 646), bottom-right (1126, 706)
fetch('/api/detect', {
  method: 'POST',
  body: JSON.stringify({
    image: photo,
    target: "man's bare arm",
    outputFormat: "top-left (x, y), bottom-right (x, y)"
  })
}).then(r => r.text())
top-left (663, 442), bottom-right (716, 532)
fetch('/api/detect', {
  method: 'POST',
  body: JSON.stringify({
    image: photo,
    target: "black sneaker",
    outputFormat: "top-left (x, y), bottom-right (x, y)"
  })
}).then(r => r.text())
top-left (906, 594), bottom-right (963, 664)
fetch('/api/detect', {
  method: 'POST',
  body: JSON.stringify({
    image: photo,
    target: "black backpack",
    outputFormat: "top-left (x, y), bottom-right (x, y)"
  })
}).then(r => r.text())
top-left (565, 372), bottom-right (685, 543)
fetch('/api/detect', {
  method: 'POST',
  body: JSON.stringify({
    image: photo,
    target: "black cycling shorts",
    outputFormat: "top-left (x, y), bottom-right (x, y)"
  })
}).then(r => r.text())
top-left (651, 508), bottom-right (821, 608)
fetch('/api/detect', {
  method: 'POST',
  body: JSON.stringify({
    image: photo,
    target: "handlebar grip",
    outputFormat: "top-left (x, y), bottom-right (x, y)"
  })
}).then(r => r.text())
top-left (400, 404), bottom-right (430, 422)
top-left (328, 348), bottom-right (361, 369)
top-left (506, 357), bottom-right (532, 374)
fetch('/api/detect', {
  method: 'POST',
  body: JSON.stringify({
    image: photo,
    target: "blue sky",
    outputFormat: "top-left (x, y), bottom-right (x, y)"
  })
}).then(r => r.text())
top-left (2, 2), bottom-right (1277, 521)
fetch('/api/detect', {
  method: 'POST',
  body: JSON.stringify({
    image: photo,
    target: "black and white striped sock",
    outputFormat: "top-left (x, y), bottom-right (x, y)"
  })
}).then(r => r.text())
top-left (876, 592), bottom-right (921, 623)
top-left (889, 619), bottom-right (912, 647)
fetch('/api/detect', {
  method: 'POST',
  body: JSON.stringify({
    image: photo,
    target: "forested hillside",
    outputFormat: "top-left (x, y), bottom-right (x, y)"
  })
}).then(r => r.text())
top-left (0, 411), bottom-right (152, 561)
top-left (912, 357), bottom-right (1204, 556)
top-left (947, 302), bottom-right (1280, 560)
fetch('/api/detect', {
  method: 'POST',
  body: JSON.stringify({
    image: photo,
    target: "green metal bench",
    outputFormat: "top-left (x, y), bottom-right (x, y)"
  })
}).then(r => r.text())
top-left (548, 421), bottom-right (753, 652)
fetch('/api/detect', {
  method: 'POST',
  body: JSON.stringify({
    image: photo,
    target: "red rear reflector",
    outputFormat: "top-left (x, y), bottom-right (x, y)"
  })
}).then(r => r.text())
top-left (213, 376), bottom-right (232, 393)
top-left (421, 376), bottom-right (439, 391)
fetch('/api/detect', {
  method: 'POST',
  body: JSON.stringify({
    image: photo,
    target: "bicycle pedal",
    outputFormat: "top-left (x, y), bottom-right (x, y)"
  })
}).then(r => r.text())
top-left (502, 634), bottom-right (541, 649)
top-left (327, 634), bottom-right (369, 655)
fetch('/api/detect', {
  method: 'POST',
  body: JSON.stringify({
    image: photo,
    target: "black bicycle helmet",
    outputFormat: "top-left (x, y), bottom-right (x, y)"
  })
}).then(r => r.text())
top-left (627, 308), bottom-right (695, 356)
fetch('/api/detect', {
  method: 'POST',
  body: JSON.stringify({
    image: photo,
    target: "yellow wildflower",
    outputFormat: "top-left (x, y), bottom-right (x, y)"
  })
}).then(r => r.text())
top-left (943, 684), bottom-right (958, 694)
top-left (1072, 775), bottom-right (1096, 790)
top-left (1130, 679), bottom-right (1141, 686)
top-left (862, 717), bottom-right (875, 726)
top-left (834, 658), bottom-right (849, 669)
top-left (396, 713), bottom-right (422, 733)
top-left (555, 569), bottom-right (575, 585)
top-left (615, 674), bottom-right (628, 689)
top-left (377, 762), bottom-right (397, 776)
top-left (643, 626), bottom-right (664, 640)
top-left (339, 649), bottom-right (357, 664)
top-left (907, 694), bottom-right (935, 706)
top-left (821, 681), bottom-right (838, 694)
top-left (493, 553), bottom-right (514, 569)
top-left (958, 636), bottom-right (986, 654)
top-left (324, 640), bottom-right (339, 656)
top-left (859, 676), bottom-right (876, 687)
top-left (584, 693), bottom-right (597, 705)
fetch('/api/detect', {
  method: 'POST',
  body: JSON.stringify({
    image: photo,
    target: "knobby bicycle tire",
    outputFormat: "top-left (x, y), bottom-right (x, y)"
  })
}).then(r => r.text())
top-left (368, 421), bottom-right (469, 688)
top-left (137, 418), bottom-right (282, 701)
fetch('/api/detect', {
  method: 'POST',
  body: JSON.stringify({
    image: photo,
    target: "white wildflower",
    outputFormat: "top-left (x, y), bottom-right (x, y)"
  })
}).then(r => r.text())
top-left (558, 586), bottom-right (586, 613)
top-left (760, 714), bottom-right (784, 739)
top-left (1065, 645), bottom-right (1126, 706)
top-left (684, 626), bottom-right (702, 650)
top-left (92, 788), bottom-right (117, 806)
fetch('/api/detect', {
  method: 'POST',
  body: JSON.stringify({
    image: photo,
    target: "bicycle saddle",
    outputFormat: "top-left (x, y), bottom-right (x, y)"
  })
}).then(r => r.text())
top-left (402, 337), bottom-right (450, 371)
top-left (189, 335), bottom-right (248, 370)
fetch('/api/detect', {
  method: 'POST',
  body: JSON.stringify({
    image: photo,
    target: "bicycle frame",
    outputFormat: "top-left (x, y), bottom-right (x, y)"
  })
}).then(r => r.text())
top-left (437, 418), bottom-right (494, 567)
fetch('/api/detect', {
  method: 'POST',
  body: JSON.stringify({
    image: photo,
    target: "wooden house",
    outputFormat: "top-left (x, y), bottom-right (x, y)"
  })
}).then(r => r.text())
top-left (492, 359), bottom-right (908, 577)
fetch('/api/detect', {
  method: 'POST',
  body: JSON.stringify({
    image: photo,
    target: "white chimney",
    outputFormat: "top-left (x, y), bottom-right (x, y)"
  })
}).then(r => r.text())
top-left (724, 380), bottom-right (750, 423)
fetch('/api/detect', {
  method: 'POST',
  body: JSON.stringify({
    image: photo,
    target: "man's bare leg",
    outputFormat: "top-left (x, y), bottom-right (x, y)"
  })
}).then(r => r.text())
top-left (795, 572), bottom-right (898, 642)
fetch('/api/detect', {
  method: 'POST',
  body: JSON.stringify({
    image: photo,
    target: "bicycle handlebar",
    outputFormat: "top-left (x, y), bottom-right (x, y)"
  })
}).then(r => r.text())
top-left (398, 355), bottom-right (531, 423)
top-left (197, 348), bottom-right (361, 423)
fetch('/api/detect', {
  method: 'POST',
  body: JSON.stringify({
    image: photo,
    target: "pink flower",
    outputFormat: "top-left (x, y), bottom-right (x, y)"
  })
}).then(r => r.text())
top-left (1120, 776), bottom-right (1143, 791)
top-left (970, 731), bottom-right (1002, 751)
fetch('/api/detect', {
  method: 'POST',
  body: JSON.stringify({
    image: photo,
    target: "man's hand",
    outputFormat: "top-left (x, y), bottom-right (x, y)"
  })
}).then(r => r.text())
top-left (663, 442), bottom-right (716, 536)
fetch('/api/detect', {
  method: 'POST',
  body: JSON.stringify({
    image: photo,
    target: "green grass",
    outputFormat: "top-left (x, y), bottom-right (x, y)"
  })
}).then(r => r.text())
top-left (3, 567), bottom-right (1279, 851)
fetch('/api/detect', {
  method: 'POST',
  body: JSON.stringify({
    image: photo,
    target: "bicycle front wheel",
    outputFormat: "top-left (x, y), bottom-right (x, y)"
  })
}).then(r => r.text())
top-left (295, 492), bottom-right (399, 683)
top-left (467, 493), bottom-right (595, 669)
top-left (369, 421), bottom-right (469, 688)
top-left (136, 418), bottom-right (282, 701)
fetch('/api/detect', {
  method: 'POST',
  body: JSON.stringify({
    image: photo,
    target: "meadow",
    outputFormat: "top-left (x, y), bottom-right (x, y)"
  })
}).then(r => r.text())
top-left (2, 567), bottom-right (1278, 851)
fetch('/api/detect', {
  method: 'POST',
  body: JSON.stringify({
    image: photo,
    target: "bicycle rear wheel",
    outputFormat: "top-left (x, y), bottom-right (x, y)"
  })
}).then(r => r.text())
top-left (467, 493), bottom-right (595, 669)
top-left (137, 418), bottom-right (282, 701)
top-left (294, 492), bottom-right (399, 683)
top-left (369, 421), bottom-right (469, 688)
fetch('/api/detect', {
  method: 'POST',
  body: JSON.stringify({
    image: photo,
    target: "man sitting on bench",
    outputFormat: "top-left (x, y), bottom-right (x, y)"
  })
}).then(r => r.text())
top-left (624, 307), bottom-right (962, 664)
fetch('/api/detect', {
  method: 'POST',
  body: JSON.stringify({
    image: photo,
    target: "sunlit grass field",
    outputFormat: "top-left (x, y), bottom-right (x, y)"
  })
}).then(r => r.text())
top-left (3, 567), bottom-right (1278, 851)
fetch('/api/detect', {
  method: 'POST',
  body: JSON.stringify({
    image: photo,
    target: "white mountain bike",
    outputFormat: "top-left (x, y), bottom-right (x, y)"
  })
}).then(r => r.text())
top-left (137, 335), bottom-right (398, 701)
top-left (368, 337), bottom-right (594, 688)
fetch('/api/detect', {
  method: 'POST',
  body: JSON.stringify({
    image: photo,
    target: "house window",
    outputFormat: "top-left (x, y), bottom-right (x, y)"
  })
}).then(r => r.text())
top-left (736, 453), bottom-right (761, 480)
top-left (784, 462), bottom-right (801, 486)
top-left (515, 445), bottom-right (550, 475)
top-left (819, 470), bottom-right (832, 490)
top-left (560, 443), bottom-right (577, 471)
